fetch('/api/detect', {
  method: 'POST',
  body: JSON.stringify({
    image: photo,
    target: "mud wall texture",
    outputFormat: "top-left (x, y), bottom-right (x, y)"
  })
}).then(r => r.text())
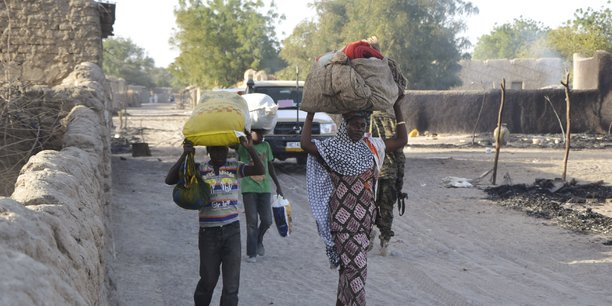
top-left (404, 52), bottom-right (612, 134)
top-left (456, 58), bottom-right (565, 90)
top-left (0, 0), bottom-right (103, 85)
top-left (0, 63), bottom-right (114, 305)
top-left (107, 76), bottom-right (128, 111)
top-left (595, 51), bottom-right (612, 132)
top-left (126, 84), bottom-right (149, 107)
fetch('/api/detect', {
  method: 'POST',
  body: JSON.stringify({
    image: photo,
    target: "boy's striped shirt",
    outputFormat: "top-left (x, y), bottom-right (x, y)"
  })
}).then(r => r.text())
top-left (197, 158), bottom-right (244, 227)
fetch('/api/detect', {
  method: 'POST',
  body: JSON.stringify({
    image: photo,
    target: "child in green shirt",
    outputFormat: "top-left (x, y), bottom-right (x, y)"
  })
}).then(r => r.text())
top-left (237, 129), bottom-right (283, 262)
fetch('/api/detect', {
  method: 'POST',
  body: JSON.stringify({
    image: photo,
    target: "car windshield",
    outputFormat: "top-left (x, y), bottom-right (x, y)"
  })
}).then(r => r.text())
top-left (254, 86), bottom-right (302, 109)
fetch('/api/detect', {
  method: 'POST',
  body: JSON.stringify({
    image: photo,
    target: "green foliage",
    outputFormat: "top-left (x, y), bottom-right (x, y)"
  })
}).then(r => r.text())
top-left (547, 3), bottom-right (612, 59)
top-left (149, 67), bottom-right (175, 88)
top-left (275, 20), bottom-right (324, 80)
top-left (472, 18), bottom-right (552, 60)
top-left (278, 0), bottom-right (477, 89)
top-left (102, 37), bottom-right (157, 87)
top-left (472, 3), bottom-right (612, 61)
top-left (171, 0), bottom-right (283, 88)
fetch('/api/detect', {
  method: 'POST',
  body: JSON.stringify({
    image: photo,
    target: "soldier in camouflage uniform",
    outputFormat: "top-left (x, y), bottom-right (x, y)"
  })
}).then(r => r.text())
top-left (369, 110), bottom-right (406, 256)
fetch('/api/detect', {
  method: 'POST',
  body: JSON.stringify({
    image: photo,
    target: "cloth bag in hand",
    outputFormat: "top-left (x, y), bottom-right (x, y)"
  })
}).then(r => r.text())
top-left (172, 152), bottom-right (210, 210)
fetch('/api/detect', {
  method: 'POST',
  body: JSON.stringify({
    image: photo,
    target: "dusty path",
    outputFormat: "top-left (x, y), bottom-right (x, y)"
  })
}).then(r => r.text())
top-left (109, 103), bottom-right (612, 305)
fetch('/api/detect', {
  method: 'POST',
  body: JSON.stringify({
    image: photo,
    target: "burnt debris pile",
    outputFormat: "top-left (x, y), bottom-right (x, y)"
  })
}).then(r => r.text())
top-left (485, 179), bottom-right (612, 235)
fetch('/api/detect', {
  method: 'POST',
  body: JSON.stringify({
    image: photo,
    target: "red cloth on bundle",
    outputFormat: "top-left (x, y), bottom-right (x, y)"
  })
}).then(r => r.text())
top-left (342, 40), bottom-right (384, 60)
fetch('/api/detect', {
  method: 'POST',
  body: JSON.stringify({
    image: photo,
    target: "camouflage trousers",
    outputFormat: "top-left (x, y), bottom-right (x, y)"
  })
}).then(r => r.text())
top-left (375, 179), bottom-right (398, 242)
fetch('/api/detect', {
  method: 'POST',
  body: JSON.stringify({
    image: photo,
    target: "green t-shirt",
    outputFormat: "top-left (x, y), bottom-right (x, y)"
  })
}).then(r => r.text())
top-left (237, 141), bottom-right (274, 193)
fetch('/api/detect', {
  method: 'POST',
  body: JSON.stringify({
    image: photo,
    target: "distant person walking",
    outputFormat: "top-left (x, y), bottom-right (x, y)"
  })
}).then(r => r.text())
top-left (237, 129), bottom-right (283, 263)
top-left (369, 111), bottom-right (406, 256)
top-left (301, 97), bottom-right (407, 306)
top-left (165, 134), bottom-right (264, 306)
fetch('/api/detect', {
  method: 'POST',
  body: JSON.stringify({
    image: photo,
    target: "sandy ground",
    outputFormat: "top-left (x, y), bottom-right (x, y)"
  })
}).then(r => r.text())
top-left (109, 103), bottom-right (612, 306)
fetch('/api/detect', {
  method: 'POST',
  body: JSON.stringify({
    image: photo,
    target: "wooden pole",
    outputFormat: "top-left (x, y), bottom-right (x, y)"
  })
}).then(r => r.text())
top-left (492, 79), bottom-right (506, 185)
top-left (561, 73), bottom-right (571, 181)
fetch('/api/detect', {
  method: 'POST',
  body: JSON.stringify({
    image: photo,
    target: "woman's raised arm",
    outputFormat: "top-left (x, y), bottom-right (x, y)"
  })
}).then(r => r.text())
top-left (300, 112), bottom-right (320, 158)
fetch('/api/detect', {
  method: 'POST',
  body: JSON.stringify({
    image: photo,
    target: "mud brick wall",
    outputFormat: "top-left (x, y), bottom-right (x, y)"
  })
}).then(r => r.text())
top-left (0, 0), bottom-right (103, 85)
top-left (456, 58), bottom-right (565, 90)
top-left (0, 62), bottom-right (114, 305)
top-left (402, 88), bottom-right (603, 134)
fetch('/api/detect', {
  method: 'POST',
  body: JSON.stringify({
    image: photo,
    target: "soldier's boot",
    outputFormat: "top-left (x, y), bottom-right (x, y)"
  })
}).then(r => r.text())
top-left (367, 229), bottom-right (377, 252)
top-left (380, 238), bottom-right (390, 257)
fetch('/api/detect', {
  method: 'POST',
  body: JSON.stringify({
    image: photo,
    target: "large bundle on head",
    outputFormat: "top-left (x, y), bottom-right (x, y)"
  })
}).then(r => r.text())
top-left (242, 93), bottom-right (278, 131)
top-left (301, 38), bottom-right (406, 114)
top-left (182, 91), bottom-right (251, 146)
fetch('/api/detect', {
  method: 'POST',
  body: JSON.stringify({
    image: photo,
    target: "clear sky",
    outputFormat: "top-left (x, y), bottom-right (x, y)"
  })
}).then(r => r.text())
top-left (112, 0), bottom-right (611, 68)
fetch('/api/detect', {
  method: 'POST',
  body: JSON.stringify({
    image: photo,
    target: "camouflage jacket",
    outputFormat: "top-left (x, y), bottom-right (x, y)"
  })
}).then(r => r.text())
top-left (370, 111), bottom-right (406, 183)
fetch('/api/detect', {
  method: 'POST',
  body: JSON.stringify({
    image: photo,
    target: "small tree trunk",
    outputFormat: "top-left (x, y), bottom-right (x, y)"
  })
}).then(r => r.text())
top-left (492, 79), bottom-right (506, 185)
top-left (561, 73), bottom-right (572, 181)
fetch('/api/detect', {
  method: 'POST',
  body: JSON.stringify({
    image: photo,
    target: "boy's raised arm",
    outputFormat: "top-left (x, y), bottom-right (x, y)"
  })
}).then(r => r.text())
top-left (240, 131), bottom-right (264, 176)
top-left (165, 140), bottom-right (195, 185)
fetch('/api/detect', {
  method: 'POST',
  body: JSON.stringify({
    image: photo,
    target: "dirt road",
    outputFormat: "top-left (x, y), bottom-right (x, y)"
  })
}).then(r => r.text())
top-left (109, 103), bottom-right (612, 306)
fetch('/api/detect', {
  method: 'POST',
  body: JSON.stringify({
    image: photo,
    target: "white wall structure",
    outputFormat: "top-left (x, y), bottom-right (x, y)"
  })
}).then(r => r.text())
top-left (573, 53), bottom-right (599, 90)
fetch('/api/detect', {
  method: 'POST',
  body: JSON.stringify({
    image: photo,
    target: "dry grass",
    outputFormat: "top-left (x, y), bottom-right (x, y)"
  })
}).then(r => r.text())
top-left (0, 83), bottom-right (66, 195)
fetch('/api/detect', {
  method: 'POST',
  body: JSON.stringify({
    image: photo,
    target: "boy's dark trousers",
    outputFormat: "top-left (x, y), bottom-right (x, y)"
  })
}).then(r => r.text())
top-left (194, 221), bottom-right (241, 306)
top-left (243, 192), bottom-right (272, 257)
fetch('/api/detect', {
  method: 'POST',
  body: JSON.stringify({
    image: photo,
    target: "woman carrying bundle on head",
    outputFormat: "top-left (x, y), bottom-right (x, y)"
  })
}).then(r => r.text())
top-left (301, 96), bottom-right (407, 306)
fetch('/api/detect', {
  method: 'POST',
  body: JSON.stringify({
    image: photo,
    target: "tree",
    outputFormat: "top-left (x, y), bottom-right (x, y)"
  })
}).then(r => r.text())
top-left (102, 37), bottom-right (157, 87)
top-left (278, 0), bottom-right (477, 89)
top-left (276, 22), bottom-right (315, 80)
top-left (170, 0), bottom-right (283, 88)
top-left (472, 18), bottom-right (552, 60)
top-left (276, 1), bottom-right (353, 80)
top-left (547, 3), bottom-right (612, 59)
top-left (149, 67), bottom-right (175, 88)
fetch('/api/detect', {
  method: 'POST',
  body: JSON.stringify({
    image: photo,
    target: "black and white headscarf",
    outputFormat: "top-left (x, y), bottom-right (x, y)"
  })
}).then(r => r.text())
top-left (315, 121), bottom-right (374, 176)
